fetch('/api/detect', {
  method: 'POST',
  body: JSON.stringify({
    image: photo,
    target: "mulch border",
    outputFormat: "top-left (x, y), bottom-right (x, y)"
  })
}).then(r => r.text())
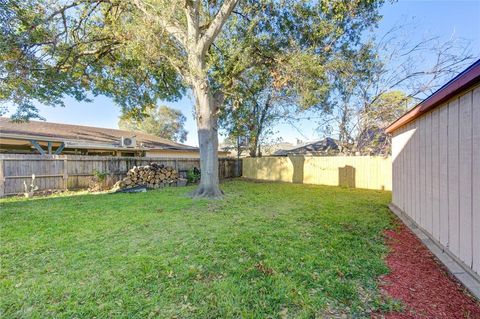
top-left (373, 217), bottom-right (480, 318)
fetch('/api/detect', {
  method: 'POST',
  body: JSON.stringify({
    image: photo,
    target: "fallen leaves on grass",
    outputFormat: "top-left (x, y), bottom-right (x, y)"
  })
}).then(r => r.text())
top-left (254, 262), bottom-right (276, 276)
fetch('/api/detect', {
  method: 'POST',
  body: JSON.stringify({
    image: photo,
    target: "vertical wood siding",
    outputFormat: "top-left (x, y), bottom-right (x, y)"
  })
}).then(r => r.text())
top-left (473, 87), bottom-right (480, 272)
top-left (391, 85), bottom-right (480, 275)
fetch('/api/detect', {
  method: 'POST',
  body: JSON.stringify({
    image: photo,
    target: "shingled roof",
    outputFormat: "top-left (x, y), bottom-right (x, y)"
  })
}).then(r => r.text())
top-left (0, 117), bottom-right (196, 151)
top-left (274, 138), bottom-right (340, 156)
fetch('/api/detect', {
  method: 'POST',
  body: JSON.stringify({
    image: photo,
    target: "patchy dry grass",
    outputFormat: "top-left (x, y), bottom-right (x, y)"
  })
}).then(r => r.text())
top-left (0, 180), bottom-right (395, 318)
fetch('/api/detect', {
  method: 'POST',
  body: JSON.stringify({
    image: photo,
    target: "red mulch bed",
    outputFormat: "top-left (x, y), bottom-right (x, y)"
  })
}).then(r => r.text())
top-left (373, 223), bottom-right (480, 319)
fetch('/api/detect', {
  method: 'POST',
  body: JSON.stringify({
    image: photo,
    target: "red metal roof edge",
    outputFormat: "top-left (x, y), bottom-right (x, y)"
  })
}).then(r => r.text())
top-left (385, 59), bottom-right (480, 133)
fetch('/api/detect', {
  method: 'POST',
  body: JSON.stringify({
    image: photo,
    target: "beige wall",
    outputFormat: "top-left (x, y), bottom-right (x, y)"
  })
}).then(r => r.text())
top-left (243, 155), bottom-right (392, 191)
top-left (391, 85), bottom-right (479, 276)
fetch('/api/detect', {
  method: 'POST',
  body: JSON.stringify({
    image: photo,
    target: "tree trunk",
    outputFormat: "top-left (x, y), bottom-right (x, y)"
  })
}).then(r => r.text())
top-left (188, 77), bottom-right (224, 199)
top-left (249, 136), bottom-right (258, 157)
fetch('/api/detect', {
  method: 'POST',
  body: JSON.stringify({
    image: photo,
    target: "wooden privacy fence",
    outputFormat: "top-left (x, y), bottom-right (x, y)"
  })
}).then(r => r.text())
top-left (243, 155), bottom-right (392, 191)
top-left (0, 154), bottom-right (241, 197)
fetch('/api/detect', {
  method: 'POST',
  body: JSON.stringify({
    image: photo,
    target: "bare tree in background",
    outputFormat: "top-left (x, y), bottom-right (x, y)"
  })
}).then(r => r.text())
top-left (318, 23), bottom-right (475, 155)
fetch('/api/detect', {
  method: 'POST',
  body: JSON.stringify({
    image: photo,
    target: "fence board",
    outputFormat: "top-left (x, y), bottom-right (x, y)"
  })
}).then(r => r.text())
top-left (0, 159), bottom-right (4, 197)
top-left (0, 155), bottom-right (240, 196)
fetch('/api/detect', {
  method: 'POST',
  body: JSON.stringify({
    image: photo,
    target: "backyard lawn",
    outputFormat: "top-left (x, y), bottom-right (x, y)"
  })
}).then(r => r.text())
top-left (0, 180), bottom-right (397, 318)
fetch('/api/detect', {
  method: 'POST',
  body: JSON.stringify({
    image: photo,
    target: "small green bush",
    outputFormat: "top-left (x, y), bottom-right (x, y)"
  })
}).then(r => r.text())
top-left (93, 169), bottom-right (108, 182)
top-left (186, 167), bottom-right (201, 184)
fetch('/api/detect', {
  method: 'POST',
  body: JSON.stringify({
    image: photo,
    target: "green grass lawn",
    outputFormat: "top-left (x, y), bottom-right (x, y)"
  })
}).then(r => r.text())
top-left (1, 180), bottom-right (396, 318)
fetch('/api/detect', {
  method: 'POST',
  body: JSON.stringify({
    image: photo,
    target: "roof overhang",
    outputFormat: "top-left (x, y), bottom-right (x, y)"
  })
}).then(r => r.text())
top-left (1, 133), bottom-right (142, 151)
top-left (0, 132), bottom-right (66, 143)
top-left (63, 141), bottom-right (144, 151)
top-left (0, 132), bottom-right (199, 152)
top-left (386, 59), bottom-right (480, 134)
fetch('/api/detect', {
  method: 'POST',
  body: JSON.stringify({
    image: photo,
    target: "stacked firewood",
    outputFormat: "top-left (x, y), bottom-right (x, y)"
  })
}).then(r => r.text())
top-left (114, 163), bottom-right (184, 190)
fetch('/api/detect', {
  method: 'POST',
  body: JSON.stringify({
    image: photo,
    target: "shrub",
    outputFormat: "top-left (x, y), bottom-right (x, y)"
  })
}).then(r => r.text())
top-left (186, 167), bottom-right (201, 184)
top-left (88, 170), bottom-right (109, 192)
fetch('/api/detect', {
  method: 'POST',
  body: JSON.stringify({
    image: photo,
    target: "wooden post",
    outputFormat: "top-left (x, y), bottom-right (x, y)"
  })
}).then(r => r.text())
top-left (63, 158), bottom-right (68, 191)
top-left (30, 140), bottom-right (46, 155)
top-left (0, 159), bottom-right (5, 198)
top-left (54, 142), bottom-right (65, 155)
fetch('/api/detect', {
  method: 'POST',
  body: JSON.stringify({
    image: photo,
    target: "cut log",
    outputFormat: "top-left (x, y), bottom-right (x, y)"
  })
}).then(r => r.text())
top-left (113, 163), bottom-right (184, 191)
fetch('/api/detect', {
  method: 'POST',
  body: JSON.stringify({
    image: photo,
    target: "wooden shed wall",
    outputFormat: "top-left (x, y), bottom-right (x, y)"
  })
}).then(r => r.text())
top-left (391, 85), bottom-right (480, 275)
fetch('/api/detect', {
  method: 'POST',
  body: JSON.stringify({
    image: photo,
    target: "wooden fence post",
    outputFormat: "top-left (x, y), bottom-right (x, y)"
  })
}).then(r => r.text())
top-left (0, 159), bottom-right (5, 197)
top-left (63, 158), bottom-right (68, 191)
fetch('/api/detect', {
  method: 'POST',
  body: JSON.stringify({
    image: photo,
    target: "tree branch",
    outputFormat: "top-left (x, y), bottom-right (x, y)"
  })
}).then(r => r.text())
top-left (184, 0), bottom-right (200, 45)
top-left (131, 0), bottom-right (187, 47)
top-left (198, 0), bottom-right (238, 56)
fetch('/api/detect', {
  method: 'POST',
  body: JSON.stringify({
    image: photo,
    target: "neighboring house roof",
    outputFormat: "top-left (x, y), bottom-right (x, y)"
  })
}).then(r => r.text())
top-left (274, 138), bottom-right (339, 156)
top-left (0, 117), bottom-right (197, 151)
top-left (386, 59), bottom-right (480, 133)
top-left (217, 141), bottom-right (297, 157)
top-left (261, 142), bottom-right (296, 156)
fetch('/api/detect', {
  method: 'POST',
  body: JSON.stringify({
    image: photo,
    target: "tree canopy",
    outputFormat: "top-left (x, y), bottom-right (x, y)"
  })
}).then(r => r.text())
top-left (118, 105), bottom-right (188, 143)
top-left (212, 0), bottom-right (385, 157)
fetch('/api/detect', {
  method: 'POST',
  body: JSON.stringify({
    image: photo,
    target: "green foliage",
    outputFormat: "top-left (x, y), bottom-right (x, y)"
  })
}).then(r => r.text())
top-left (218, 64), bottom-right (284, 156)
top-left (89, 170), bottom-right (109, 192)
top-left (92, 169), bottom-right (108, 183)
top-left (186, 168), bottom-right (201, 184)
top-left (0, 180), bottom-right (396, 318)
top-left (1, 0), bottom-right (385, 121)
top-left (118, 105), bottom-right (188, 142)
top-left (213, 0), bottom-right (385, 156)
top-left (362, 91), bottom-right (412, 129)
top-left (0, 0), bottom-right (185, 120)
top-left (350, 90), bottom-right (411, 155)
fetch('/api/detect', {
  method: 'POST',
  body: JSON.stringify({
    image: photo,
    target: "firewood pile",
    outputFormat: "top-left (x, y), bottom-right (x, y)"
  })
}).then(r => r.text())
top-left (113, 163), bottom-right (186, 190)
